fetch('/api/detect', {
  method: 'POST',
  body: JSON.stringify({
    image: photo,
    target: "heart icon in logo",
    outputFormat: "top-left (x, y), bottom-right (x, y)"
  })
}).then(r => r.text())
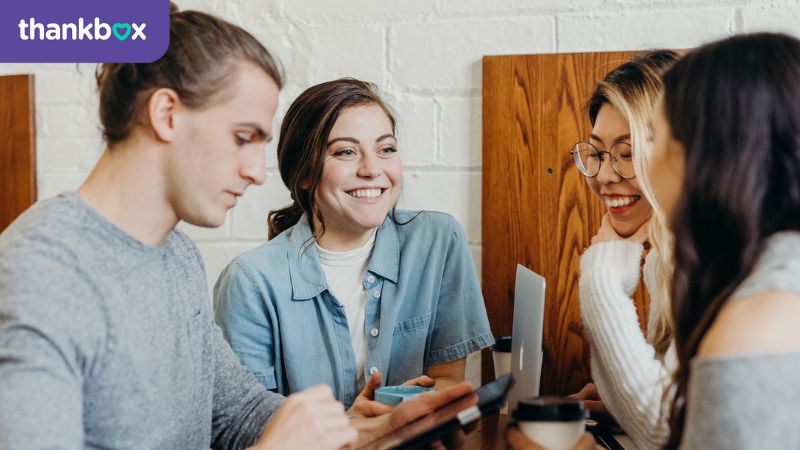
top-left (112, 23), bottom-right (132, 41)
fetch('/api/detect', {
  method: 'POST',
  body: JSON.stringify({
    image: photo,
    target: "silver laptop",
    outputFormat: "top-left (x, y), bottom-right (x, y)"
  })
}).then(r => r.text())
top-left (507, 264), bottom-right (546, 412)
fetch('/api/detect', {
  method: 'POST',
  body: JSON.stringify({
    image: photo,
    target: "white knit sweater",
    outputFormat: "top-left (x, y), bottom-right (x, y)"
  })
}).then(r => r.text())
top-left (579, 240), bottom-right (676, 450)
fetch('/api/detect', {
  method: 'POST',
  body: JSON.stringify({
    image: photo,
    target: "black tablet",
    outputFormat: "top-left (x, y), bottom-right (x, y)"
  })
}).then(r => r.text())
top-left (357, 374), bottom-right (515, 450)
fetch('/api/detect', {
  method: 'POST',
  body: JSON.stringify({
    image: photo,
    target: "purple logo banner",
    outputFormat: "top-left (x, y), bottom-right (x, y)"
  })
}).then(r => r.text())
top-left (0, 0), bottom-right (170, 62)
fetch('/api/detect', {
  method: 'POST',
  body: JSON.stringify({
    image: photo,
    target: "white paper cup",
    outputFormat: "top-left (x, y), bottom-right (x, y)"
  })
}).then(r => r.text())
top-left (492, 350), bottom-right (511, 378)
top-left (512, 396), bottom-right (586, 450)
top-left (491, 336), bottom-right (512, 413)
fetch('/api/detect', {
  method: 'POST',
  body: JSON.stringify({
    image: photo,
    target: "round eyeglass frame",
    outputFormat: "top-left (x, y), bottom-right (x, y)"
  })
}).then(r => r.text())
top-left (570, 141), bottom-right (636, 179)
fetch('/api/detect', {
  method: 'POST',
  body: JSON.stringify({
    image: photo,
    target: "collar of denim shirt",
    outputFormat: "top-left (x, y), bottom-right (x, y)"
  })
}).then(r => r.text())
top-left (286, 213), bottom-right (400, 300)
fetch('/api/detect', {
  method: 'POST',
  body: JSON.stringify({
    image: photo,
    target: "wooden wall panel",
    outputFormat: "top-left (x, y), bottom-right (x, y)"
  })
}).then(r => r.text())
top-left (0, 74), bottom-right (36, 232)
top-left (482, 52), bottom-right (651, 395)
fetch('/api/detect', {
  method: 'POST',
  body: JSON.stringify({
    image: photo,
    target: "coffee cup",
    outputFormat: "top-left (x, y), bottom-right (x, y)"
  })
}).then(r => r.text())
top-left (374, 385), bottom-right (434, 406)
top-left (512, 396), bottom-right (586, 450)
top-left (491, 336), bottom-right (512, 414)
top-left (491, 335), bottom-right (512, 378)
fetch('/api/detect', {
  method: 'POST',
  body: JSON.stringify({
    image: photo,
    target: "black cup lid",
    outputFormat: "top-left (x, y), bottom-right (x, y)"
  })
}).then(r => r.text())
top-left (512, 396), bottom-right (585, 421)
top-left (491, 336), bottom-right (512, 352)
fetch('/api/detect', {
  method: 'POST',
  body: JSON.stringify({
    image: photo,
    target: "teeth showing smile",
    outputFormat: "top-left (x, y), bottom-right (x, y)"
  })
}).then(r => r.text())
top-left (348, 188), bottom-right (383, 199)
top-left (604, 195), bottom-right (640, 208)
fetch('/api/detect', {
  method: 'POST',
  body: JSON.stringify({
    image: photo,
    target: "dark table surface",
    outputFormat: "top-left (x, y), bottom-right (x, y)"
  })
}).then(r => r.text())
top-left (463, 414), bottom-right (509, 450)
top-left (462, 414), bottom-right (635, 450)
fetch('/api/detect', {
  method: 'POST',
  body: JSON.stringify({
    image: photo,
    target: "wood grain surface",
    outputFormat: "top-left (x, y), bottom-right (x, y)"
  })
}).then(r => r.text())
top-left (0, 74), bottom-right (36, 232)
top-left (481, 51), bottom-right (651, 395)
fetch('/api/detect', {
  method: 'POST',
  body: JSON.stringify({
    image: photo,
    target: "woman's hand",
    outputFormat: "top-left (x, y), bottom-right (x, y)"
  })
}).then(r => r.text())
top-left (348, 373), bottom-right (437, 418)
top-left (591, 214), bottom-right (649, 245)
top-left (568, 383), bottom-right (611, 421)
top-left (506, 426), bottom-right (600, 450)
top-left (401, 375), bottom-right (437, 388)
top-left (249, 384), bottom-right (357, 450)
top-left (349, 372), bottom-right (393, 418)
top-left (352, 381), bottom-right (475, 447)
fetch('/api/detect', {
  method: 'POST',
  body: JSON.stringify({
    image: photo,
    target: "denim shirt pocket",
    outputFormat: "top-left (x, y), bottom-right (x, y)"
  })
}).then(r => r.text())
top-left (393, 312), bottom-right (432, 335)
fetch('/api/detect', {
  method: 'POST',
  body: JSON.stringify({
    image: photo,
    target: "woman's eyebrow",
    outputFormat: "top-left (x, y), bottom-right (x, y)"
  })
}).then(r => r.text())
top-left (327, 137), bottom-right (359, 146)
top-left (614, 133), bottom-right (631, 143)
top-left (589, 133), bottom-right (631, 145)
top-left (376, 134), bottom-right (395, 142)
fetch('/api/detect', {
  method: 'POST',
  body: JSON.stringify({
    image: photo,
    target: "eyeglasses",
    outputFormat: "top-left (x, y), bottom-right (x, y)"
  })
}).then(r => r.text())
top-left (571, 141), bottom-right (635, 179)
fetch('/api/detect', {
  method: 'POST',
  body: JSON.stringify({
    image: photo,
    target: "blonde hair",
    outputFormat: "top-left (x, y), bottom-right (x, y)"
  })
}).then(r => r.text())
top-left (588, 50), bottom-right (679, 357)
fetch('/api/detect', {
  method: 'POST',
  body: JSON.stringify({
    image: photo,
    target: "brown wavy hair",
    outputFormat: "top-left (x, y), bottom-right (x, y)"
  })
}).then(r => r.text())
top-left (95, 2), bottom-right (283, 147)
top-left (267, 78), bottom-right (396, 240)
top-left (663, 33), bottom-right (800, 448)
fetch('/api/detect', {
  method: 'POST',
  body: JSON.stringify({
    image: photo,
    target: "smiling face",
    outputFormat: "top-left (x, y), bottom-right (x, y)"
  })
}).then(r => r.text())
top-left (648, 97), bottom-right (686, 226)
top-left (584, 104), bottom-right (652, 237)
top-left (313, 104), bottom-right (403, 250)
top-left (166, 63), bottom-right (279, 228)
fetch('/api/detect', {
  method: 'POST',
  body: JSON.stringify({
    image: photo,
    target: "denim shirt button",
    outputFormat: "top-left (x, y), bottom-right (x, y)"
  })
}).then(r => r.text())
top-left (369, 367), bottom-right (379, 375)
top-left (372, 290), bottom-right (380, 299)
top-left (370, 328), bottom-right (379, 337)
top-left (367, 275), bottom-right (376, 284)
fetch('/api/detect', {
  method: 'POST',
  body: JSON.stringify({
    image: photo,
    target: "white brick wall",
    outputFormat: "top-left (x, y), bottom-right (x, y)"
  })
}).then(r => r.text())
top-left (3, 0), bottom-right (799, 387)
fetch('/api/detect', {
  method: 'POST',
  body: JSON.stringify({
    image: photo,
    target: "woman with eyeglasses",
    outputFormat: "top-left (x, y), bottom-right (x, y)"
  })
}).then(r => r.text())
top-left (568, 50), bottom-right (681, 450)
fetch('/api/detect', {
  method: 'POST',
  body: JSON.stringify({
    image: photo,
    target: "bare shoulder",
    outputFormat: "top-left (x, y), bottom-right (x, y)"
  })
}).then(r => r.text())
top-left (698, 291), bottom-right (800, 357)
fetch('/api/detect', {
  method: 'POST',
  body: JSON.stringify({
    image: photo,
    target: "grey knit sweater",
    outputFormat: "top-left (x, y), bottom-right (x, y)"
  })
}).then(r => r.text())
top-left (681, 231), bottom-right (800, 449)
top-left (0, 192), bottom-right (283, 449)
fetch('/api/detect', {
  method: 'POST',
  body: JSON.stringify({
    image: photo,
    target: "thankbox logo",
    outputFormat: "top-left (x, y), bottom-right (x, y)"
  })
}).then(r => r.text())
top-left (1, 0), bottom-right (168, 62)
top-left (18, 18), bottom-right (147, 41)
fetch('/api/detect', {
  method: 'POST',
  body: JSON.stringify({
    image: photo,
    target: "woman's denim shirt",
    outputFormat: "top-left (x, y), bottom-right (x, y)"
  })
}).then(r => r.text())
top-left (214, 211), bottom-right (493, 407)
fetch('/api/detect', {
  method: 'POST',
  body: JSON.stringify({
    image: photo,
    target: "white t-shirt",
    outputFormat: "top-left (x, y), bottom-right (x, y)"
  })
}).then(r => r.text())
top-left (316, 233), bottom-right (375, 389)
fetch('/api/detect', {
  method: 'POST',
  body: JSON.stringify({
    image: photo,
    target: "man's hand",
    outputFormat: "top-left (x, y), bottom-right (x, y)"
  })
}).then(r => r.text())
top-left (249, 385), bottom-right (356, 450)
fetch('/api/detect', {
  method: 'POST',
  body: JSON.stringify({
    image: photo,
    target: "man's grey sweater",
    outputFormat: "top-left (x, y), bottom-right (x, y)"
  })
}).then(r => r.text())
top-left (0, 192), bottom-right (283, 449)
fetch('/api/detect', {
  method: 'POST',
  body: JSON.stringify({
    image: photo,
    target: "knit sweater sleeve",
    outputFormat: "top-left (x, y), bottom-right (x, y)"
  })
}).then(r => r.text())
top-left (579, 240), bottom-right (674, 450)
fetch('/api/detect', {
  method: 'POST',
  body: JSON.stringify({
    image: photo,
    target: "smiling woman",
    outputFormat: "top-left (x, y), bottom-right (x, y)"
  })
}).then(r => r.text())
top-left (313, 103), bottom-right (403, 250)
top-left (213, 78), bottom-right (494, 415)
top-left (570, 50), bottom-right (681, 450)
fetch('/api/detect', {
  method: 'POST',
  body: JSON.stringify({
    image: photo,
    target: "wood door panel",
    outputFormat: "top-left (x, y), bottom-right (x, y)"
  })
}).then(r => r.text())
top-left (482, 51), bottom-right (650, 395)
top-left (0, 74), bottom-right (36, 232)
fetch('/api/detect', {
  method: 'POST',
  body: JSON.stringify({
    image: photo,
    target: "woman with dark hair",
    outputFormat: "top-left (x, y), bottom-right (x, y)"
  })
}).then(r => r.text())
top-left (652, 32), bottom-right (800, 449)
top-left (509, 32), bottom-right (800, 450)
top-left (214, 78), bottom-right (493, 415)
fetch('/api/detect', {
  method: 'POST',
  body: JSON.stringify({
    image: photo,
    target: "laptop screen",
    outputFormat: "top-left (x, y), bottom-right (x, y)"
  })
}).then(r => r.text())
top-left (507, 264), bottom-right (546, 411)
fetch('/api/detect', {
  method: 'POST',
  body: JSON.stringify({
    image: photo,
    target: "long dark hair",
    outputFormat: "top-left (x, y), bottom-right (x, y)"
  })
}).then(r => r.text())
top-left (664, 33), bottom-right (800, 448)
top-left (267, 78), bottom-right (396, 240)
